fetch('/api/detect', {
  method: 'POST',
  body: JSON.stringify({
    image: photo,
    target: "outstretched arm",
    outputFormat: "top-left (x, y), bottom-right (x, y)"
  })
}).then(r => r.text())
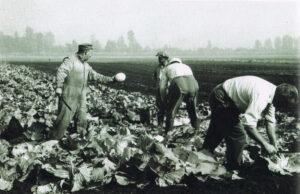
top-left (88, 66), bottom-right (114, 84)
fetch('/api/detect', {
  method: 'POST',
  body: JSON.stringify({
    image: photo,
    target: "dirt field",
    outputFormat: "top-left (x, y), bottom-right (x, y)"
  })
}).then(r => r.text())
top-left (7, 58), bottom-right (299, 101)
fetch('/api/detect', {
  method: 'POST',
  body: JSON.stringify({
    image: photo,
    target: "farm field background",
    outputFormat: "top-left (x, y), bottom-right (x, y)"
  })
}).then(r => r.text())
top-left (5, 57), bottom-right (300, 101)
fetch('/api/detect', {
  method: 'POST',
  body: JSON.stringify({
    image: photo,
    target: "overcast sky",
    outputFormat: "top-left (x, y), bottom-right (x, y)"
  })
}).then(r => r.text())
top-left (0, 0), bottom-right (299, 49)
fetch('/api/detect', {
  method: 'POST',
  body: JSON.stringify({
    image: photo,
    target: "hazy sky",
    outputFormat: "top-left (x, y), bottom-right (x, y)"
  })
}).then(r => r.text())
top-left (0, 0), bottom-right (299, 49)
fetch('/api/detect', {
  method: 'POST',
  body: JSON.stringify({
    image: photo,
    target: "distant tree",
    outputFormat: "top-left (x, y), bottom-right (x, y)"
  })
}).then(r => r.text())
top-left (282, 35), bottom-right (294, 51)
top-left (53, 45), bottom-right (66, 53)
top-left (197, 47), bottom-right (205, 52)
top-left (24, 26), bottom-right (35, 53)
top-left (13, 32), bottom-right (21, 52)
top-left (212, 46), bottom-right (219, 51)
top-left (44, 32), bottom-right (55, 52)
top-left (274, 36), bottom-right (282, 50)
top-left (235, 47), bottom-right (249, 51)
top-left (71, 40), bottom-right (78, 51)
top-left (65, 40), bottom-right (78, 52)
top-left (0, 32), bottom-right (5, 54)
top-left (105, 40), bottom-right (117, 52)
top-left (127, 30), bottom-right (142, 52)
top-left (294, 37), bottom-right (300, 50)
top-left (117, 36), bottom-right (127, 52)
top-left (0, 33), bottom-right (14, 54)
top-left (6, 36), bottom-right (14, 53)
top-left (206, 40), bottom-right (212, 50)
top-left (254, 40), bottom-right (262, 50)
top-left (263, 38), bottom-right (273, 50)
top-left (35, 32), bottom-right (44, 54)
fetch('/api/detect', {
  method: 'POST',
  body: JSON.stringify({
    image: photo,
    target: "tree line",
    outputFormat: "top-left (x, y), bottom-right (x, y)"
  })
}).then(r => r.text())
top-left (253, 36), bottom-right (299, 51)
top-left (0, 27), bottom-right (144, 55)
top-left (0, 26), bottom-right (299, 55)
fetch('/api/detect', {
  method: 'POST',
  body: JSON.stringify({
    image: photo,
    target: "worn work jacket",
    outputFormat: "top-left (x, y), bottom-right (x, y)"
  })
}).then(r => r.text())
top-left (56, 55), bottom-right (113, 110)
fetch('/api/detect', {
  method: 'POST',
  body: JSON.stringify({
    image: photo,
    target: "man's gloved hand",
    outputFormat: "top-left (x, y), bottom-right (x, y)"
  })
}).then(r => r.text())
top-left (56, 88), bottom-right (62, 97)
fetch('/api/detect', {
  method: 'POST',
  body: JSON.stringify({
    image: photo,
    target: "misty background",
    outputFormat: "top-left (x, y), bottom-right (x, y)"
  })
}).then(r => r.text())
top-left (0, 0), bottom-right (299, 58)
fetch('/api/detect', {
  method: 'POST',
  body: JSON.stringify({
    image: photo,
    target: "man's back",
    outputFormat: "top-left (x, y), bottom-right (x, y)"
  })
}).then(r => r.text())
top-left (223, 76), bottom-right (276, 112)
top-left (165, 62), bottom-right (193, 81)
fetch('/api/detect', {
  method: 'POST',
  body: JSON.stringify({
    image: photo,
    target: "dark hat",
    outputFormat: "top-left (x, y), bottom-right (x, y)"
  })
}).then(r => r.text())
top-left (78, 43), bottom-right (93, 53)
top-left (156, 51), bottom-right (169, 58)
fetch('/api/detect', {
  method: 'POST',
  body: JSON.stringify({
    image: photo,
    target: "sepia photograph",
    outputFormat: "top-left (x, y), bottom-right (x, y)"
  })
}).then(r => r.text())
top-left (0, 0), bottom-right (299, 193)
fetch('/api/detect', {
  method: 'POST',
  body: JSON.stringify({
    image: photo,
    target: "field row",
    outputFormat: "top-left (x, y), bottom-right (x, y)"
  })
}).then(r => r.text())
top-left (8, 59), bottom-right (299, 101)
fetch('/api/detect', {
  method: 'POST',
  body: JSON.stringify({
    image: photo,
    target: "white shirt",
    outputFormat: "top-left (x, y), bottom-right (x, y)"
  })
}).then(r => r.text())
top-left (159, 62), bottom-right (193, 101)
top-left (160, 62), bottom-right (193, 86)
top-left (223, 76), bottom-right (277, 127)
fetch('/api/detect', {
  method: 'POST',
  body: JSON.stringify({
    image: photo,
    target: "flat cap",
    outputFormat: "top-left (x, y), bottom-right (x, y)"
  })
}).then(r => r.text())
top-left (78, 43), bottom-right (93, 52)
top-left (156, 51), bottom-right (169, 58)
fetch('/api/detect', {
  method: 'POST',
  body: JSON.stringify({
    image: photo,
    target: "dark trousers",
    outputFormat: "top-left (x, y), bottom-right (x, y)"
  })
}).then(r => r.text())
top-left (165, 76), bottom-right (200, 133)
top-left (202, 84), bottom-right (247, 169)
top-left (49, 97), bottom-right (87, 140)
top-left (156, 90), bottom-right (165, 126)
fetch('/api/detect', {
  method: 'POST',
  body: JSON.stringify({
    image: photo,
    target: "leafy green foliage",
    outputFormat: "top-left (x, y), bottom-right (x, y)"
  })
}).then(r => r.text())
top-left (0, 63), bottom-right (299, 192)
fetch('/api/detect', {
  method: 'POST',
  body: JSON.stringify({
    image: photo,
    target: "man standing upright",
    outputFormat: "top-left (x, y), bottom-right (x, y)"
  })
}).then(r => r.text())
top-left (202, 76), bottom-right (298, 170)
top-left (153, 51), bottom-right (169, 128)
top-left (159, 58), bottom-right (200, 135)
top-left (49, 43), bottom-right (117, 139)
